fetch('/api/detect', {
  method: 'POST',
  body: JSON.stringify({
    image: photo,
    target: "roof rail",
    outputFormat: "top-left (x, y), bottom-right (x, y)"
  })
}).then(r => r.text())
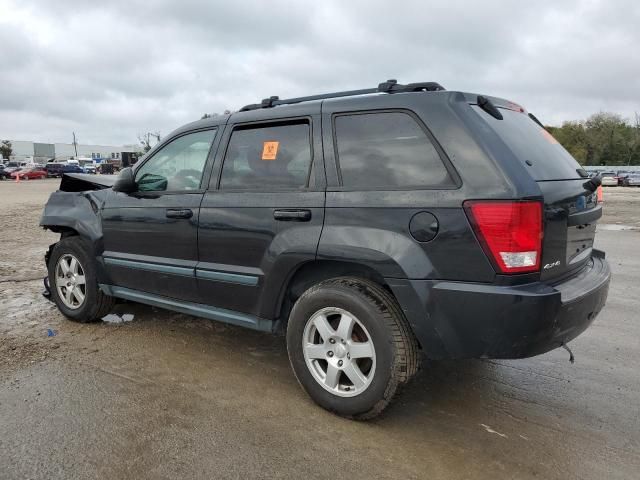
top-left (239, 79), bottom-right (445, 112)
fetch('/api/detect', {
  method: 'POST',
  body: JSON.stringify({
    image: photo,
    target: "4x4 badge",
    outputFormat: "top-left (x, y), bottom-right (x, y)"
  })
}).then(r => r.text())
top-left (543, 260), bottom-right (561, 270)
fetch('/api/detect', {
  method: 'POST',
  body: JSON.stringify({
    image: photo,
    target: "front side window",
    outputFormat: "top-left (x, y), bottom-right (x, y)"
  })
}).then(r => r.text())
top-left (135, 129), bottom-right (216, 192)
top-left (334, 111), bottom-right (454, 189)
top-left (219, 121), bottom-right (312, 189)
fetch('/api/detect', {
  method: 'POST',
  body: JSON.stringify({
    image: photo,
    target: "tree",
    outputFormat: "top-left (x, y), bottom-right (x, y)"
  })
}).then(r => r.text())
top-left (624, 113), bottom-right (640, 166)
top-left (201, 110), bottom-right (232, 119)
top-left (548, 112), bottom-right (640, 166)
top-left (138, 132), bottom-right (161, 153)
top-left (0, 140), bottom-right (13, 160)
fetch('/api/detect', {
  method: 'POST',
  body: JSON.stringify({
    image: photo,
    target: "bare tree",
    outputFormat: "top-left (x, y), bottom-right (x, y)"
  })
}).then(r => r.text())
top-left (138, 132), bottom-right (161, 153)
top-left (201, 110), bottom-right (232, 119)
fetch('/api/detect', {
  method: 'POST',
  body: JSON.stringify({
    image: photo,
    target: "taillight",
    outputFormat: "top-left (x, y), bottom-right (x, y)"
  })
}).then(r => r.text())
top-left (464, 200), bottom-right (543, 274)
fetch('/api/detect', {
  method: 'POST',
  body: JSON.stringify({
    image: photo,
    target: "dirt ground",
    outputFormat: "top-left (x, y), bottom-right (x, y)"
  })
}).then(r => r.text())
top-left (1, 179), bottom-right (639, 480)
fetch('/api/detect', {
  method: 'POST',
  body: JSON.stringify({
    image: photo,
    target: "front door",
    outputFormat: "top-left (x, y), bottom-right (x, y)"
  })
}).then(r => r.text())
top-left (101, 128), bottom-right (219, 302)
top-left (197, 113), bottom-right (325, 319)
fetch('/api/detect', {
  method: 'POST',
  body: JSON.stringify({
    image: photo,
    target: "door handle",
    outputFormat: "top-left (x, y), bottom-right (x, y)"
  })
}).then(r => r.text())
top-left (273, 209), bottom-right (312, 222)
top-left (166, 208), bottom-right (193, 219)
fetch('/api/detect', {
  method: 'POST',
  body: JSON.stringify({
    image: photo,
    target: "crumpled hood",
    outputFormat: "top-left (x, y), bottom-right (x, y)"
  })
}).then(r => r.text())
top-left (59, 173), bottom-right (117, 192)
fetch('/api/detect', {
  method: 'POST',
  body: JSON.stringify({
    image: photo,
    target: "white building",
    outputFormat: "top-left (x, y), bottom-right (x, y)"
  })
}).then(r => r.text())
top-left (6, 139), bottom-right (139, 163)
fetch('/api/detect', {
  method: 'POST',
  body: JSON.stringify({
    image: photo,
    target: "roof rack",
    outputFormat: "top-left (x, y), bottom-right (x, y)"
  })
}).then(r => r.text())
top-left (239, 79), bottom-right (445, 112)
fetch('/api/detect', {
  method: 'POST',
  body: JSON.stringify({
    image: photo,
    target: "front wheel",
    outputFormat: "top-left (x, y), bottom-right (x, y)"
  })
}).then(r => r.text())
top-left (48, 237), bottom-right (115, 322)
top-left (286, 277), bottom-right (420, 420)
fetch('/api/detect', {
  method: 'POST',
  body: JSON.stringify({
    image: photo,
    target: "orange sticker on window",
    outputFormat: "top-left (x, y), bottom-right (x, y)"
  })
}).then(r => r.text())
top-left (262, 141), bottom-right (279, 160)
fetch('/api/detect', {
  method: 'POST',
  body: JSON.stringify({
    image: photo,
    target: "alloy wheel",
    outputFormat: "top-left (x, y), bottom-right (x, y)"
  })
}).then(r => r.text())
top-left (302, 307), bottom-right (376, 398)
top-left (55, 254), bottom-right (87, 309)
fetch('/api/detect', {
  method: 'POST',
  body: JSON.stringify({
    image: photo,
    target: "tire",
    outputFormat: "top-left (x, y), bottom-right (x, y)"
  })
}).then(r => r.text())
top-left (286, 277), bottom-right (420, 420)
top-left (47, 237), bottom-right (115, 323)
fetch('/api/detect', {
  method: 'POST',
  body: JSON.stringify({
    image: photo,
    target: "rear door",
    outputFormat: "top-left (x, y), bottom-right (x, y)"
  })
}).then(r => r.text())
top-left (197, 109), bottom-right (325, 318)
top-left (101, 128), bottom-right (219, 301)
top-left (473, 105), bottom-right (601, 280)
top-left (318, 96), bottom-right (495, 283)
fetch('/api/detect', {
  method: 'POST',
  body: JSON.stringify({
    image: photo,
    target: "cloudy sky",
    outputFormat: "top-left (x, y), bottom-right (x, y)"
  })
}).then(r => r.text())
top-left (1, 0), bottom-right (639, 146)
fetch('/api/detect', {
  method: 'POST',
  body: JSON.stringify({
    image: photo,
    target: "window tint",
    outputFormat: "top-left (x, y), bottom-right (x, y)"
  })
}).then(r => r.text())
top-left (135, 130), bottom-right (216, 192)
top-left (220, 122), bottom-right (311, 189)
top-left (472, 106), bottom-right (582, 181)
top-left (334, 112), bottom-right (453, 189)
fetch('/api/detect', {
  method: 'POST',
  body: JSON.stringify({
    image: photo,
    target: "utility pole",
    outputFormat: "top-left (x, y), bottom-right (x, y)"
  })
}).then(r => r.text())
top-left (72, 132), bottom-right (78, 158)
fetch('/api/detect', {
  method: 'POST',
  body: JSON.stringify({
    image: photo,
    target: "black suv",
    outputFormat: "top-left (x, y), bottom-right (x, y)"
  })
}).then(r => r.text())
top-left (41, 80), bottom-right (610, 419)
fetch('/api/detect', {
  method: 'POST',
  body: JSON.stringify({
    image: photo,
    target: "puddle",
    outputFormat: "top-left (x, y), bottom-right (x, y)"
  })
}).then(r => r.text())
top-left (597, 224), bottom-right (638, 231)
top-left (102, 313), bottom-right (135, 324)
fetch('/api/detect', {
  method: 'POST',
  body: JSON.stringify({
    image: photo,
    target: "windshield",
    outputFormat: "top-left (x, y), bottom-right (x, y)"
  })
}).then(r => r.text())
top-left (472, 106), bottom-right (582, 181)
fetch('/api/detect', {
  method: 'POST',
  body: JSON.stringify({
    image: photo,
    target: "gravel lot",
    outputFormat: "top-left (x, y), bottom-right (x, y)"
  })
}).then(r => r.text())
top-left (1, 179), bottom-right (639, 479)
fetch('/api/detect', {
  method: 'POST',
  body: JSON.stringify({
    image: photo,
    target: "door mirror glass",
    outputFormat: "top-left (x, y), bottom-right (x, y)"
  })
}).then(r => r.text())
top-left (137, 173), bottom-right (168, 192)
top-left (112, 167), bottom-right (137, 193)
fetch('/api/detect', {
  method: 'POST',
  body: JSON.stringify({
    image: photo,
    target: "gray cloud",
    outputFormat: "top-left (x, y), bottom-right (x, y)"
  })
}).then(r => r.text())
top-left (1, 0), bottom-right (639, 145)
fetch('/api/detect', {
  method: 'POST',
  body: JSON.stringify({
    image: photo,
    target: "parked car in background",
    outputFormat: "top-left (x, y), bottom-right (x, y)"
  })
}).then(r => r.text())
top-left (616, 170), bottom-right (630, 186)
top-left (82, 164), bottom-right (97, 174)
top-left (11, 167), bottom-right (47, 180)
top-left (3, 162), bottom-right (22, 174)
top-left (63, 164), bottom-right (84, 174)
top-left (0, 164), bottom-right (11, 180)
top-left (600, 172), bottom-right (618, 186)
top-left (46, 163), bottom-right (66, 178)
top-left (622, 174), bottom-right (640, 186)
top-left (98, 163), bottom-right (115, 174)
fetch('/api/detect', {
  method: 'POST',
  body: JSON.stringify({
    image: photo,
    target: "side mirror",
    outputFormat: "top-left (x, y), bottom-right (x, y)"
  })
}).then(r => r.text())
top-left (112, 167), bottom-right (136, 193)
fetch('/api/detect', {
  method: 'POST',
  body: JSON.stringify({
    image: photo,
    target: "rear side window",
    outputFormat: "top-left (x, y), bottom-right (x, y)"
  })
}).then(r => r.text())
top-left (334, 112), bottom-right (454, 189)
top-left (472, 106), bottom-right (582, 181)
top-left (220, 121), bottom-right (312, 189)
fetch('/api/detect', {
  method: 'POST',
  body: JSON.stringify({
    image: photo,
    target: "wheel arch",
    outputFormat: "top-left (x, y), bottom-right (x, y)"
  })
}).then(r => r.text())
top-left (272, 260), bottom-right (394, 330)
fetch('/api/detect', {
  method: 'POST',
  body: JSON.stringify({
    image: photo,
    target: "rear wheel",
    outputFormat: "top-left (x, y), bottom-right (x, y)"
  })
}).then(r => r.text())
top-left (48, 237), bottom-right (115, 322)
top-left (286, 277), bottom-right (419, 419)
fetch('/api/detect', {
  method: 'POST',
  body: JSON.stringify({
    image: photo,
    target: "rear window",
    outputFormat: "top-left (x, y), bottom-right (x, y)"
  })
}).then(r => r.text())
top-left (472, 106), bottom-right (582, 181)
top-left (333, 111), bottom-right (455, 189)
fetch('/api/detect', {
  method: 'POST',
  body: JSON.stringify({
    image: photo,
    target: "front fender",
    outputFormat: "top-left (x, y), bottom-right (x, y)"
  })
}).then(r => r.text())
top-left (40, 191), bottom-right (105, 242)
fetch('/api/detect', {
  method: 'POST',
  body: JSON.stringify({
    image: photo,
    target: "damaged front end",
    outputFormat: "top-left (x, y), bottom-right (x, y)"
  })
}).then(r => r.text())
top-left (40, 173), bottom-right (113, 300)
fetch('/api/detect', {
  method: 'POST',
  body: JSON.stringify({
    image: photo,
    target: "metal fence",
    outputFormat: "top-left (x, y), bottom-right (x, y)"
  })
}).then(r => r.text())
top-left (583, 165), bottom-right (640, 172)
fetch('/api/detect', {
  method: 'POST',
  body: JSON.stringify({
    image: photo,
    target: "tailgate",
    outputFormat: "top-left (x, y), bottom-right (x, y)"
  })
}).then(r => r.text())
top-left (470, 102), bottom-right (601, 280)
top-left (538, 179), bottom-right (601, 281)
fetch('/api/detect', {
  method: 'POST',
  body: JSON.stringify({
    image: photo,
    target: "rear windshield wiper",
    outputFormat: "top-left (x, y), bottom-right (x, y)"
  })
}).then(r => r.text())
top-left (477, 95), bottom-right (503, 120)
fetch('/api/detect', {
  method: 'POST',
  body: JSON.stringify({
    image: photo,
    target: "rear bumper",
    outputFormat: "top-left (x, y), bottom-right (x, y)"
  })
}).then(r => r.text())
top-left (387, 252), bottom-right (610, 360)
